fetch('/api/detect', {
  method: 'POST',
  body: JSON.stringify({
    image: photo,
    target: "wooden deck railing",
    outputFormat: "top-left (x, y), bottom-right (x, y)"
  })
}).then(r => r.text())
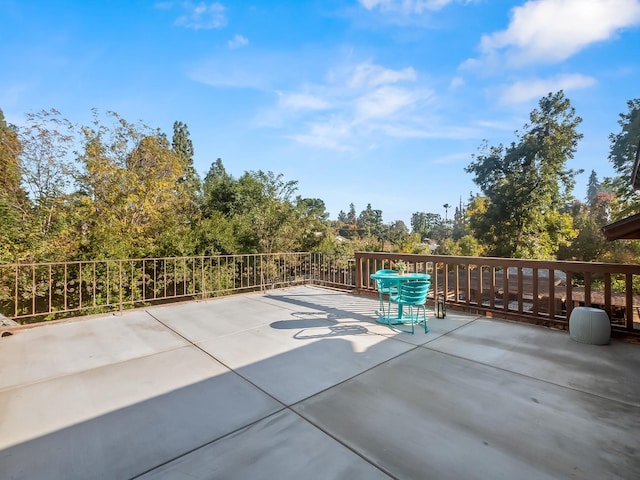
top-left (355, 252), bottom-right (640, 337)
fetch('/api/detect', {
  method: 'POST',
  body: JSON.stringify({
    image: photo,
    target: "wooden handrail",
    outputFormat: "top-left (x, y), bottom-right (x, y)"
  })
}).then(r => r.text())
top-left (356, 252), bottom-right (640, 336)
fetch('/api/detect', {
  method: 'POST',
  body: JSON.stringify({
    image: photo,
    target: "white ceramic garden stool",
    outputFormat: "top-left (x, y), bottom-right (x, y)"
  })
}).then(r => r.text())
top-left (569, 306), bottom-right (611, 345)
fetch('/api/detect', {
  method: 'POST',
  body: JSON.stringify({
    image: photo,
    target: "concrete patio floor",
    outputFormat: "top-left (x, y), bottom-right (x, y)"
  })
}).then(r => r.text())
top-left (1, 285), bottom-right (639, 479)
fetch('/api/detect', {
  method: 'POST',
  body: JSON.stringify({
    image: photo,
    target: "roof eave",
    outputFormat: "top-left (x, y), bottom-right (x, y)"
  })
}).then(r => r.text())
top-left (602, 212), bottom-right (640, 241)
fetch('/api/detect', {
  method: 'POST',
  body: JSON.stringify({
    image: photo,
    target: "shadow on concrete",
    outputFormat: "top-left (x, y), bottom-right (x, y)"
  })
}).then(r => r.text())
top-left (270, 316), bottom-right (336, 330)
top-left (0, 372), bottom-right (283, 479)
top-left (1, 319), bottom-right (402, 479)
top-left (264, 292), bottom-right (377, 323)
top-left (292, 324), bottom-right (369, 340)
top-left (4, 287), bottom-right (640, 479)
top-left (270, 315), bottom-right (370, 339)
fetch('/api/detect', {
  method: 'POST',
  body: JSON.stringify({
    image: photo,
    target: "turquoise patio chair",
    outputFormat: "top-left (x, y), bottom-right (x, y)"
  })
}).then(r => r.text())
top-left (389, 281), bottom-right (431, 334)
top-left (374, 269), bottom-right (398, 317)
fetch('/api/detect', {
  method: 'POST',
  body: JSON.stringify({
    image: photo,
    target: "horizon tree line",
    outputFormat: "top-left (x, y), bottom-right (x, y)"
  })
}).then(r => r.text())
top-left (1, 93), bottom-right (639, 264)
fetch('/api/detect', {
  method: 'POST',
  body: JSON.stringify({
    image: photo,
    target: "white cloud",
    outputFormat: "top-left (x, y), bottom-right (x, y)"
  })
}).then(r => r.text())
top-left (348, 63), bottom-right (417, 88)
top-left (431, 151), bottom-right (472, 165)
top-left (499, 73), bottom-right (597, 104)
top-left (188, 50), bottom-right (291, 90)
top-left (278, 92), bottom-right (330, 110)
top-left (358, 0), bottom-right (465, 14)
top-left (474, 0), bottom-right (640, 67)
top-left (354, 85), bottom-right (418, 120)
top-left (175, 2), bottom-right (227, 30)
top-left (474, 119), bottom-right (521, 131)
top-left (192, 53), bottom-right (472, 150)
top-left (289, 119), bottom-right (354, 151)
top-left (228, 34), bottom-right (248, 49)
top-left (265, 61), bottom-right (459, 150)
top-left (379, 123), bottom-right (480, 139)
top-left (449, 76), bottom-right (464, 89)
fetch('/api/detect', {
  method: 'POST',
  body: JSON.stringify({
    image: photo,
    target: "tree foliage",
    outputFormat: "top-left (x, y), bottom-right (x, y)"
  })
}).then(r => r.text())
top-left (233, 170), bottom-right (300, 254)
top-left (387, 220), bottom-right (409, 249)
top-left (0, 110), bottom-right (22, 196)
top-left (410, 211), bottom-right (447, 241)
top-left (0, 109), bottom-right (27, 262)
top-left (295, 197), bottom-right (330, 251)
top-left (15, 109), bottom-right (79, 261)
top-left (77, 111), bottom-right (195, 258)
top-left (465, 91), bottom-right (583, 259)
top-left (586, 170), bottom-right (601, 205)
top-left (199, 161), bottom-right (326, 255)
top-left (347, 203), bottom-right (357, 226)
top-left (172, 121), bottom-right (195, 182)
top-left (358, 203), bottom-right (383, 238)
top-left (558, 196), bottom-right (610, 261)
top-left (5, 98), bottom-right (640, 265)
top-left (607, 98), bottom-right (640, 217)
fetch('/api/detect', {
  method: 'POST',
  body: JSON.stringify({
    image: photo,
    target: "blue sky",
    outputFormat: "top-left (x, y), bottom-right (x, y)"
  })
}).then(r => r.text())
top-left (2, 0), bottom-right (640, 225)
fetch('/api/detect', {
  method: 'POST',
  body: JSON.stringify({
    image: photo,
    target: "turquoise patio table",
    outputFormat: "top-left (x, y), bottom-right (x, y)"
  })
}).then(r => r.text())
top-left (370, 271), bottom-right (431, 325)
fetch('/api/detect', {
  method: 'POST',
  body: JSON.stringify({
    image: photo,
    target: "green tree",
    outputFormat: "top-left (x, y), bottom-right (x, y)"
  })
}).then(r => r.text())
top-left (0, 110), bottom-right (22, 197)
top-left (347, 203), bottom-right (357, 226)
top-left (436, 238), bottom-right (460, 255)
top-left (458, 235), bottom-right (482, 256)
top-left (465, 91), bottom-right (583, 259)
top-left (443, 203), bottom-right (451, 222)
top-left (195, 211), bottom-right (239, 255)
top-left (411, 212), bottom-right (442, 240)
top-left (558, 194), bottom-right (612, 261)
top-left (201, 158), bottom-right (237, 217)
top-left (600, 237), bottom-right (640, 264)
top-left (0, 108), bottom-right (28, 262)
top-left (172, 121), bottom-right (200, 194)
top-left (77, 111), bottom-right (194, 258)
top-left (410, 212), bottom-right (425, 238)
top-left (200, 163), bottom-right (315, 255)
top-left (436, 234), bottom-right (481, 256)
top-left (296, 197), bottom-right (329, 223)
top-left (452, 197), bottom-right (468, 240)
top-left (429, 221), bottom-right (452, 242)
top-left (586, 170), bottom-right (601, 205)
top-left (233, 170), bottom-right (300, 254)
top-left (410, 212), bottom-right (426, 238)
top-left (406, 233), bottom-right (428, 254)
top-left (17, 109), bottom-right (79, 261)
top-left (411, 211), bottom-right (445, 241)
top-left (387, 220), bottom-right (409, 248)
top-left (295, 197), bottom-right (330, 251)
top-left (607, 99), bottom-right (640, 217)
top-left (338, 203), bottom-right (360, 239)
top-left (171, 120), bottom-right (201, 223)
top-left (196, 158), bottom-right (240, 255)
top-left (358, 203), bottom-right (383, 239)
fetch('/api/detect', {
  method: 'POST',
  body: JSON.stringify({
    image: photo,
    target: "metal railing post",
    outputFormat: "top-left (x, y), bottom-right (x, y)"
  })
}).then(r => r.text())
top-left (119, 260), bottom-right (123, 316)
